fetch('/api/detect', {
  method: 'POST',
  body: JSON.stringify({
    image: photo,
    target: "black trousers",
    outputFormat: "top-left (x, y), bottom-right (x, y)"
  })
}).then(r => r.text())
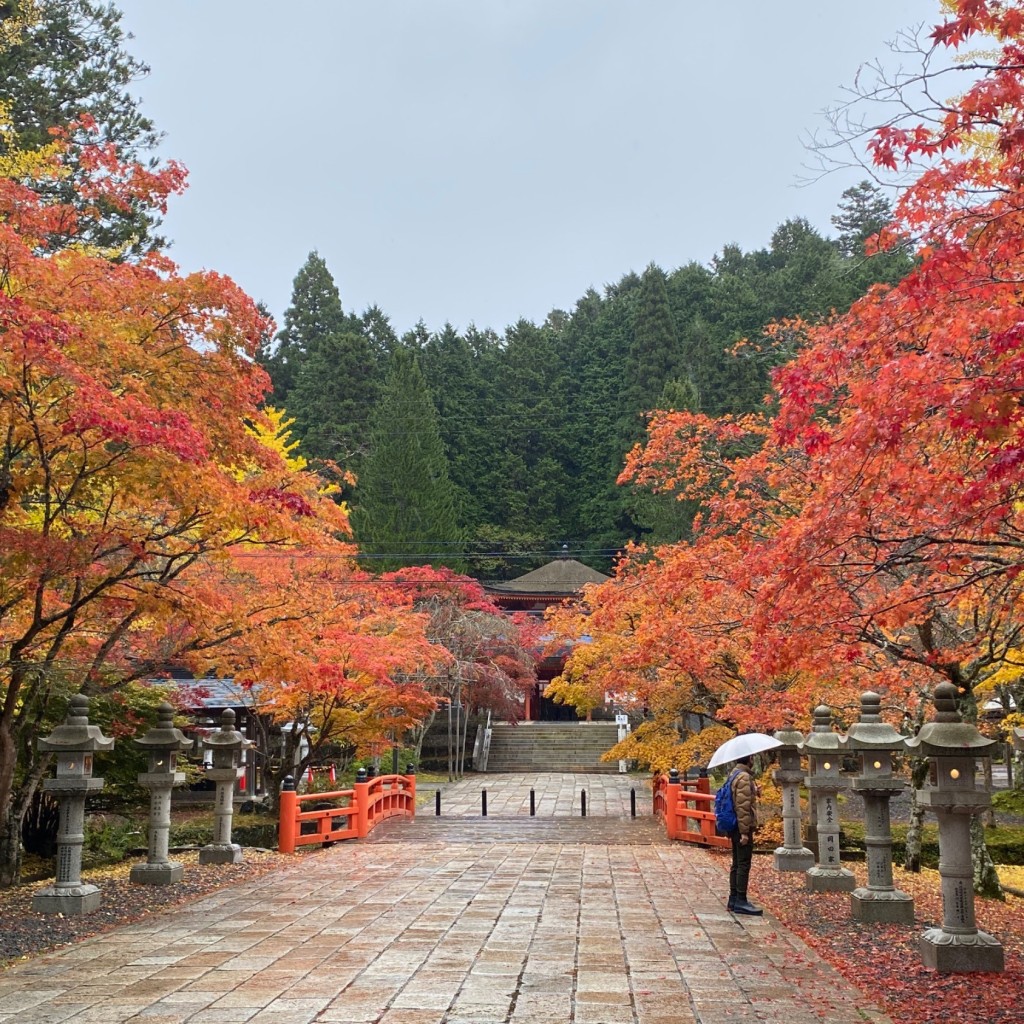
top-left (729, 831), bottom-right (754, 901)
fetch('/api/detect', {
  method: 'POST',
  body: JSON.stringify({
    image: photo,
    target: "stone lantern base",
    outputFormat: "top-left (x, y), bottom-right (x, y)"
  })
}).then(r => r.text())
top-left (851, 887), bottom-right (914, 923)
top-left (920, 928), bottom-right (1004, 973)
top-left (806, 866), bottom-right (856, 893)
top-left (773, 845), bottom-right (815, 871)
top-left (32, 882), bottom-right (101, 915)
top-left (130, 860), bottom-right (184, 885)
top-left (199, 842), bottom-right (243, 865)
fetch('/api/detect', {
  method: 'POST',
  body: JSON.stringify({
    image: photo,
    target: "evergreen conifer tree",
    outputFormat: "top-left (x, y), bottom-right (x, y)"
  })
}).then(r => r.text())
top-left (0, 0), bottom-right (165, 255)
top-left (354, 348), bottom-right (464, 572)
top-left (622, 263), bottom-right (679, 446)
top-left (831, 180), bottom-right (893, 257)
top-left (419, 323), bottom-right (491, 530)
top-left (486, 319), bottom-right (571, 544)
top-left (289, 329), bottom-right (380, 471)
top-left (265, 251), bottom-right (348, 403)
top-left (626, 374), bottom-right (702, 544)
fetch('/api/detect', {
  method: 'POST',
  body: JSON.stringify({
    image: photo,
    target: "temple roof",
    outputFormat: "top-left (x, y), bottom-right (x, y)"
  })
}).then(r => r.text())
top-left (486, 558), bottom-right (610, 595)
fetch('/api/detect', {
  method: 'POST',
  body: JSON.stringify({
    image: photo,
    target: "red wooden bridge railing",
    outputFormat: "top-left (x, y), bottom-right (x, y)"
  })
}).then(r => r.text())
top-left (278, 769), bottom-right (416, 853)
top-left (652, 770), bottom-right (730, 849)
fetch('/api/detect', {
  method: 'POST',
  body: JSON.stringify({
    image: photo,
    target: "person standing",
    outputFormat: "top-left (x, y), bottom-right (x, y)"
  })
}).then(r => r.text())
top-left (727, 755), bottom-right (763, 915)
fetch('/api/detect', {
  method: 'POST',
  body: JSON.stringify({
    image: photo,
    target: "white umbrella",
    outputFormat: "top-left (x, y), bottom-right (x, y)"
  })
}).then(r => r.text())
top-left (707, 732), bottom-right (783, 769)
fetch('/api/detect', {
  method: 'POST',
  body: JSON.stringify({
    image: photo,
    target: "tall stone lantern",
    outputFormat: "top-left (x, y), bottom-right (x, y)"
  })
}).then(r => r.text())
top-left (131, 703), bottom-right (195, 885)
top-left (772, 725), bottom-right (814, 871)
top-left (32, 694), bottom-right (114, 915)
top-left (199, 708), bottom-right (253, 865)
top-left (842, 691), bottom-right (913, 922)
top-left (906, 682), bottom-right (1004, 973)
top-left (800, 705), bottom-right (855, 893)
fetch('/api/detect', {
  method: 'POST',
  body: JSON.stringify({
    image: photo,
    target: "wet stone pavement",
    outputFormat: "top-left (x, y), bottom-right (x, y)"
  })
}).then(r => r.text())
top-left (0, 773), bottom-right (893, 1024)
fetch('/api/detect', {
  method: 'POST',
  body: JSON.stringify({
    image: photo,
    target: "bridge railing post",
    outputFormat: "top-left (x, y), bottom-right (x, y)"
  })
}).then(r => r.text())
top-left (354, 768), bottom-right (370, 838)
top-left (278, 775), bottom-right (298, 854)
top-left (405, 763), bottom-right (416, 814)
top-left (665, 768), bottom-right (682, 839)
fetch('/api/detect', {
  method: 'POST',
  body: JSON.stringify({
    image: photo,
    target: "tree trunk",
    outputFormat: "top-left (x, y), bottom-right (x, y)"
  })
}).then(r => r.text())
top-left (0, 803), bottom-right (24, 888)
top-left (410, 709), bottom-right (436, 769)
top-left (983, 757), bottom-right (996, 828)
top-left (0, 716), bottom-right (18, 886)
top-left (903, 756), bottom-right (930, 873)
top-left (971, 815), bottom-right (1003, 899)
top-left (0, 712), bottom-right (51, 887)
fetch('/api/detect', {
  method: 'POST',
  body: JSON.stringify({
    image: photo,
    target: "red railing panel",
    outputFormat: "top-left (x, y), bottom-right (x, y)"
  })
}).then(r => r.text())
top-left (652, 773), bottom-right (730, 850)
top-left (278, 772), bottom-right (416, 853)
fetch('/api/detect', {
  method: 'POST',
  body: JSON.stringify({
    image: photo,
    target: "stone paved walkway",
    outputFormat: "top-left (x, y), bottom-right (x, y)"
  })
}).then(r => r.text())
top-left (0, 774), bottom-right (893, 1024)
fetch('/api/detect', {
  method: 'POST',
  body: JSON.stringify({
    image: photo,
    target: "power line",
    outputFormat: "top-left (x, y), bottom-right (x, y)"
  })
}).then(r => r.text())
top-left (227, 548), bottom-right (623, 560)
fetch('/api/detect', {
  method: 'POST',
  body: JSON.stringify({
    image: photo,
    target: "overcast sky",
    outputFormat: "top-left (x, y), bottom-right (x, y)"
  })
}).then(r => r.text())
top-left (115, 0), bottom-right (941, 339)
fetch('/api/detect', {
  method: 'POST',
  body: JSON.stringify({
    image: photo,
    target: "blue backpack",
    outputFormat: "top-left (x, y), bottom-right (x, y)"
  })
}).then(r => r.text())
top-left (714, 769), bottom-right (740, 834)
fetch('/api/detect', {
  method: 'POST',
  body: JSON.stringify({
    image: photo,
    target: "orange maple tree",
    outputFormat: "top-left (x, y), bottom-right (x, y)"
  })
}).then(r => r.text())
top-left (377, 566), bottom-right (540, 769)
top-left (0, 125), bottom-right (438, 882)
top-left (551, 0), bottom-right (1024, 765)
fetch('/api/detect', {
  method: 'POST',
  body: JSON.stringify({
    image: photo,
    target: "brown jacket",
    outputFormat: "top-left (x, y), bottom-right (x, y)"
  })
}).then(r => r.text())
top-left (729, 763), bottom-right (758, 836)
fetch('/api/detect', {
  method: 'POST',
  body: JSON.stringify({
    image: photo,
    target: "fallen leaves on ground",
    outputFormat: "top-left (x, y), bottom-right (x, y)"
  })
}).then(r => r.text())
top-left (0, 850), bottom-right (283, 969)
top-left (751, 858), bottom-right (1024, 1024)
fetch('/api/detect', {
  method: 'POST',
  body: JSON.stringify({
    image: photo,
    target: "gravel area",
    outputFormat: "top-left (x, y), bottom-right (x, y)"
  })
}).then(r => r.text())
top-left (0, 849), bottom-right (282, 968)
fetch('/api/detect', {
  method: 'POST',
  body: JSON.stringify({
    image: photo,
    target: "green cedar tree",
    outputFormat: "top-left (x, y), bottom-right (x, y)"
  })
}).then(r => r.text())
top-left (0, 0), bottom-right (166, 255)
top-left (354, 347), bottom-right (465, 572)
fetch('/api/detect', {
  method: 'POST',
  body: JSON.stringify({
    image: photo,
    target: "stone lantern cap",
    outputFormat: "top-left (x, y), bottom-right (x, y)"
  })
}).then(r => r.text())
top-left (842, 692), bottom-right (908, 752)
top-left (774, 726), bottom-right (805, 750)
top-left (201, 708), bottom-right (254, 752)
top-left (905, 683), bottom-right (997, 758)
top-left (798, 705), bottom-right (842, 754)
top-left (1013, 727), bottom-right (1024, 752)
top-left (135, 703), bottom-right (194, 754)
top-left (38, 694), bottom-right (114, 753)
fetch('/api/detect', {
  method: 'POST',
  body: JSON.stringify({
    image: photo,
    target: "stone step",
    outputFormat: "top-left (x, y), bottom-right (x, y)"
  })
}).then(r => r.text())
top-left (483, 724), bottom-right (622, 773)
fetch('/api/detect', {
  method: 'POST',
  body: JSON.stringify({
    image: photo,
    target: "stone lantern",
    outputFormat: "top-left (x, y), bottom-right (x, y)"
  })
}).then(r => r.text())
top-left (799, 704), bottom-right (855, 893)
top-left (842, 691), bottom-right (913, 922)
top-left (772, 725), bottom-right (814, 871)
top-left (906, 682), bottom-right (1004, 973)
top-left (32, 694), bottom-right (115, 915)
top-left (130, 703), bottom-right (195, 885)
top-left (199, 708), bottom-right (253, 865)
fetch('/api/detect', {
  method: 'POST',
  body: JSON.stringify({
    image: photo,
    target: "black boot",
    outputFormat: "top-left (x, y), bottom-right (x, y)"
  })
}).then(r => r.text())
top-left (732, 899), bottom-right (763, 916)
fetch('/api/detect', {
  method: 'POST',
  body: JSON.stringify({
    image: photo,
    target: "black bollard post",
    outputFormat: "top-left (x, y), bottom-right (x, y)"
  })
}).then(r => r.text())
top-left (482, 788), bottom-right (488, 817)
top-left (581, 790), bottom-right (587, 817)
top-left (435, 790), bottom-right (441, 816)
top-left (530, 788), bottom-right (535, 816)
top-left (630, 787), bottom-right (636, 818)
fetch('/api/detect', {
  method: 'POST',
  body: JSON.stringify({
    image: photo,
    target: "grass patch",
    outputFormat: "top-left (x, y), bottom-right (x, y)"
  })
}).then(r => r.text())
top-left (993, 788), bottom-right (1024, 816)
top-left (840, 819), bottom-right (1024, 867)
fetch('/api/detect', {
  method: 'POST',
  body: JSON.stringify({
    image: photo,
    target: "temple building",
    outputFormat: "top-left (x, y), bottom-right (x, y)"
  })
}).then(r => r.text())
top-left (485, 555), bottom-right (610, 721)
